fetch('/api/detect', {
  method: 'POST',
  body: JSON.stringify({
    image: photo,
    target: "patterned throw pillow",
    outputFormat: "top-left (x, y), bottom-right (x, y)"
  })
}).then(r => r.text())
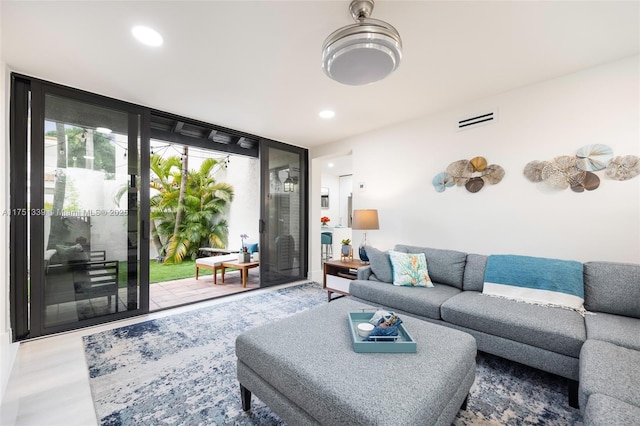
top-left (388, 250), bottom-right (434, 287)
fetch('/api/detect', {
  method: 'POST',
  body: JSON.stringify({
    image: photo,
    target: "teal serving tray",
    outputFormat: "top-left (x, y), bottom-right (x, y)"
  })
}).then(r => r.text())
top-left (348, 311), bottom-right (417, 353)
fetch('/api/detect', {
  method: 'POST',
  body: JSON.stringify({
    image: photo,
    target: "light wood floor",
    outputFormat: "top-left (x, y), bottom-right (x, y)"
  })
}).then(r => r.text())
top-left (0, 281), bottom-right (304, 426)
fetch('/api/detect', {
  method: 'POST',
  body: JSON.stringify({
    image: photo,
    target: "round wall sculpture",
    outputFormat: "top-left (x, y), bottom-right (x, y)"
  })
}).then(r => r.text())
top-left (433, 156), bottom-right (505, 193)
top-left (523, 144), bottom-right (640, 193)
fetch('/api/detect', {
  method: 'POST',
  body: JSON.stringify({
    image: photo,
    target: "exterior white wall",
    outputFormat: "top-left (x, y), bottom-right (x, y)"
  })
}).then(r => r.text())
top-left (224, 155), bottom-right (260, 252)
top-left (310, 55), bottom-right (640, 280)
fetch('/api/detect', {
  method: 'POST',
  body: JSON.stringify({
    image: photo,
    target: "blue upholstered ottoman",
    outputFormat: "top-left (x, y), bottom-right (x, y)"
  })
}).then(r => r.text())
top-left (235, 297), bottom-right (477, 426)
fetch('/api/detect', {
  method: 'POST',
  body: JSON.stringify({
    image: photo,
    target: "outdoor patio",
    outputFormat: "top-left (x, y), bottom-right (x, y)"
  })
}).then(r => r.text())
top-left (43, 266), bottom-right (261, 327)
top-left (149, 269), bottom-right (260, 310)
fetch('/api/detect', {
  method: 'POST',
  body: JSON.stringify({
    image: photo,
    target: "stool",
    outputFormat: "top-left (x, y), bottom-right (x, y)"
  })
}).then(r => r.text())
top-left (321, 232), bottom-right (332, 262)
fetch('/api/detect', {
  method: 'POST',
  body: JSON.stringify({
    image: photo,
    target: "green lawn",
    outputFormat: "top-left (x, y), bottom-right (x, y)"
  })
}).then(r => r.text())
top-left (118, 259), bottom-right (211, 285)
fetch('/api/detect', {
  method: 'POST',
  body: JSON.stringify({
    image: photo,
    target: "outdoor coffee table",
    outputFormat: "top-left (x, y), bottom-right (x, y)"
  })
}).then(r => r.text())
top-left (221, 260), bottom-right (259, 288)
top-left (236, 297), bottom-right (477, 425)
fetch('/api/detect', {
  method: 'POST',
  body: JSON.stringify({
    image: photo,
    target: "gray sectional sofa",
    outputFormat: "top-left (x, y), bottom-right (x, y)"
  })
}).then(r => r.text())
top-left (348, 244), bottom-right (640, 424)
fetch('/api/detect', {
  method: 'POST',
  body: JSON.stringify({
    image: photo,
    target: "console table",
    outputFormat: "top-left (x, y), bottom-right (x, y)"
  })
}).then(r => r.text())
top-left (322, 259), bottom-right (363, 302)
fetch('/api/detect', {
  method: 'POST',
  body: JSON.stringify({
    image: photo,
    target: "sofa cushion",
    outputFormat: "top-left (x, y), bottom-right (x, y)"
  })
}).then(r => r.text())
top-left (583, 393), bottom-right (640, 426)
top-left (579, 339), bottom-right (640, 411)
top-left (584, 261), bottom-right (640, 319)
top-left (585, 312), bottom-right (640, 351)
top-left (388, 251), bottom-right (433, 287)
top-left (441, 291), bottom-right (586, 358)
top-left (55, 243), bottom-right (89, 263)
top-left (462, 253), bottom-right (488, 292)
top-left (365, 246), bottom-right (393, 283)
top-left (393, 245), bottom-right (467, 289)
top-left (349, 280), bottom-right (460, 320)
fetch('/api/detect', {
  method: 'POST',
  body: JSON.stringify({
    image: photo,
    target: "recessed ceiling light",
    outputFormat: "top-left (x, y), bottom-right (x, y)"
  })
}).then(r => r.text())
top-left (132, 26), bottom-right (163, 47)
top-left (328, 163), bottom-right (334, 168)
top-left (319, 110), bottom-right (335, 119)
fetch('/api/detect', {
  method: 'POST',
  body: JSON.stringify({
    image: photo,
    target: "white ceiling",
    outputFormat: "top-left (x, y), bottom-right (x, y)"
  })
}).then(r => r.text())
top-left (2, 1), bottom-right (638, 148)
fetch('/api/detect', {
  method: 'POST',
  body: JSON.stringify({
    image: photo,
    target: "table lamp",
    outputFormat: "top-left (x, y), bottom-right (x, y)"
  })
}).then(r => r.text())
top-left (352, 209), bottom-right (379, 262)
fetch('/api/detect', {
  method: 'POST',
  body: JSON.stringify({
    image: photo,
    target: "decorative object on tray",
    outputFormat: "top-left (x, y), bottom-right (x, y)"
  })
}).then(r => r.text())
top-left (433, 156), bottom-right (504, 193)
top-left (321, 216), bottom-right (330, 226)
top-left (365, 310), bottom-right (403, 341)
top-left (523, 145), bottom-right (639, 192)
top-left (340, 238), bottom-right (353, 261)
top-left (356, 322), bottom-right (374, 337)
top-left (348, 310), bottom-right (416, 353)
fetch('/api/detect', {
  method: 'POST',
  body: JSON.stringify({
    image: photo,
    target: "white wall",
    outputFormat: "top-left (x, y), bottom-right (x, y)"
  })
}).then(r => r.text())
top-left (1, 57), bottom-right (19, 403)
top-left (310, 55), bottom-right (640, 280)
top-left (320, 174), bottom-right (340, 226)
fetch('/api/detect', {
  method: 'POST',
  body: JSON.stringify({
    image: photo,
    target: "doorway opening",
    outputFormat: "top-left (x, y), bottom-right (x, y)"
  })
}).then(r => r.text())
top-left (144, 140), bottom-right (260, 311)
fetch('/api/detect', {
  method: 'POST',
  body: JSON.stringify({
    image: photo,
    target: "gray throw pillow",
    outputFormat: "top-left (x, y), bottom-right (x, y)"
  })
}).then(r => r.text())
top-left (366, 246), bottom-right (393, 283)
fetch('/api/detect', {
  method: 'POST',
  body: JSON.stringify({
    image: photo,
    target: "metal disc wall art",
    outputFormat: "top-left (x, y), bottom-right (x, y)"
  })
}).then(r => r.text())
top-left (570, 171), bottom-right (600, 193)
top-left (605, 155), bottom-right (640, 181)
top-left (446, 160), bottom-right (473, 186)
top-left (465, 177), bottom-right (484, 193)
top-left (523, 160), bottom-right (550, 183)
top-left (576, 144), bottom-right (613, 171)
top-left (432, 172), bottom-right (455, 193)
top-left (434, 156), bottom-right (504, 193)
top-left (523, 144), bottom-right (639, 193)
top-left (470, 156), bottom-right (487, 172)
top-left (540, 156), bottom-right (585, 190)
top-left (483, 164), bottom-right (506, 185)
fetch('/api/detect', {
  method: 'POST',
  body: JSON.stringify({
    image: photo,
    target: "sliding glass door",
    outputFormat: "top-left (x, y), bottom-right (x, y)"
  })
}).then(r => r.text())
top-left (11, 77), bottom-right (149, 338)
top-left (10, 74), bottom-right (308, 340)
top-left (259, 140), bottom-right (308, 287)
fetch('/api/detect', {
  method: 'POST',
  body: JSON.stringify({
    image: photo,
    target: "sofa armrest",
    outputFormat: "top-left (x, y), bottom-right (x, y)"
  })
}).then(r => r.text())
top-left (357, 266), bottom-right (372, 280)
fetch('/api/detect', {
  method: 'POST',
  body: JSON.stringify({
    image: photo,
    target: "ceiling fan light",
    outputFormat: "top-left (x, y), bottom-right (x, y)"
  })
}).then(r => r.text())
top-left (323, 32), bottom-right (401, 85)
top-left (321, 1), bottom-right (402, 86)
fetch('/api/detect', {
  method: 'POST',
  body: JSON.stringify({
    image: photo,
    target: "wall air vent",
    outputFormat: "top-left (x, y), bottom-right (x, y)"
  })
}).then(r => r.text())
top-left (457, 109), bottom-right (497, 131)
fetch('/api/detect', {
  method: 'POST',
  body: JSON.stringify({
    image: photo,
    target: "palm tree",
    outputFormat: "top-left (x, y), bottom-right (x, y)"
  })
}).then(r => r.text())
top-left (151, 154), bottom-right (234, 263)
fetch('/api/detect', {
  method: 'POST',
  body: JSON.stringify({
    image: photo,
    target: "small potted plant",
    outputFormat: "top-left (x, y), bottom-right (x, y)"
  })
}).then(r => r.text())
top-left (321, 216), bottom-right (330, 227)
top-left (239, 234), bottom-right (251, 263)
top-left (341, 238), bottom-right (352, 256)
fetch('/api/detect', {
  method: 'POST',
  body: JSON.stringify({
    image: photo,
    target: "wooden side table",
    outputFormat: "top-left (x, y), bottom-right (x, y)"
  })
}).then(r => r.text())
top-left (221, 260), bottom-right (259, 288)
top-left (322, 259), bottom-right (363, 302)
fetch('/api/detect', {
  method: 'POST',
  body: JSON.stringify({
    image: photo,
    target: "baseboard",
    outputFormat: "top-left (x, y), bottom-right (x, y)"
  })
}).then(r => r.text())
top-left (0, 330), bottom-right (19, 401)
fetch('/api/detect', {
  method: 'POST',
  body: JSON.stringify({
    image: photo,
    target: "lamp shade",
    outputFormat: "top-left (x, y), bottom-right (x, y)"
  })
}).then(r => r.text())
top-left (352, 209), bottom-right (379, 230)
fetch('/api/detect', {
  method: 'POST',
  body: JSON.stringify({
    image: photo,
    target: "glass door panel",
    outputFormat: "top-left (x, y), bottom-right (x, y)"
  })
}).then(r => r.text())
top-left (260, 141), bottom-right (307, 286)
top-left (32, 90), bottom-right (145, 333)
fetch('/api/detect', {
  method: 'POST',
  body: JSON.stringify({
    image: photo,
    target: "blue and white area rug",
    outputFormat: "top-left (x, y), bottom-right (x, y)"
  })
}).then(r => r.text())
top-left (83, 282), bottom-right (583, 425)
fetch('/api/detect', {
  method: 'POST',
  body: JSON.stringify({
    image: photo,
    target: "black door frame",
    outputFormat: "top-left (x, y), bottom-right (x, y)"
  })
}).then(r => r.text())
top-left (259, 139), bottom-right (309, 287)
top-left (9, 74), bottom-right (309, 341)
top-left (10, 74), bottom-right (151, 339)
